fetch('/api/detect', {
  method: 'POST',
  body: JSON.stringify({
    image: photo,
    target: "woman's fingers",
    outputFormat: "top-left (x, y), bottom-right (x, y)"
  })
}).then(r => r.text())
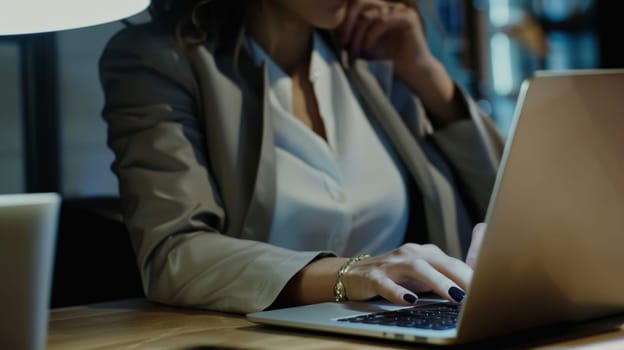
top-left (340, 1), bottom-right (420, 59)
top-left (349, 8), bottom-right (380, 57)
top-left (398, 244), bottom-right (472, 290)
top-left (342, 243), bottom-right (474, 305)
top-left (361, 16), bottom-right (392, 55)
top-left (466, 223), bottom-right (487, 269)
top-left (399, 259), bottom-right (467, 304)
top-left (425, 253), bottom-right (473, 291)
top-left (368, 275), bottom-right (419, 306)
top-left (340, 0), bottom-right (377, 45)
top-left (362, 3), bottom-right (407, 53)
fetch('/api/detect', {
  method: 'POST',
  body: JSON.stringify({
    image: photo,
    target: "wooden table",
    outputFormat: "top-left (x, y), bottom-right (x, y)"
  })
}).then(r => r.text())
top-left (48, 298), bottom-right (624, 349)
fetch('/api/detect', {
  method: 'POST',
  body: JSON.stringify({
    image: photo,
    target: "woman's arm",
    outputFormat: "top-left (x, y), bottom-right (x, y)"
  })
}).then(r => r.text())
top-left (339, 0), bottom-right (466, 126)
top-left (340, 0), bottom-right (504, 217)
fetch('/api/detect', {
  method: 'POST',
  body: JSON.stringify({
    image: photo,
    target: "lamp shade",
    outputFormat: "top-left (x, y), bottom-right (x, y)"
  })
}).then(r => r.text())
top-left (0, 0), bottom-right (150, 35)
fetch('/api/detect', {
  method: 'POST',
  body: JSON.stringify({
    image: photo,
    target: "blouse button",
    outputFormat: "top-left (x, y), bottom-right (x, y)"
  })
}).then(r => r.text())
top-left (325, 178), bottom-right (346, 202)
top-left (310, 70), bottom-right (320, 83)
top-left (332, 190), bottom-right (346, 202)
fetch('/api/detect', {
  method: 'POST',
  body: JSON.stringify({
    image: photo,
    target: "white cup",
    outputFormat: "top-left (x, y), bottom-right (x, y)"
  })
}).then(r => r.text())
top-left (0, 193), bottom-right (61, 350)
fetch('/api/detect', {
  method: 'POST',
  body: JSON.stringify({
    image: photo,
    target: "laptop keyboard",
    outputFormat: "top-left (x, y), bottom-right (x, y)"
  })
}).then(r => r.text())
top-left (337, 303), bottom-right (459, 330)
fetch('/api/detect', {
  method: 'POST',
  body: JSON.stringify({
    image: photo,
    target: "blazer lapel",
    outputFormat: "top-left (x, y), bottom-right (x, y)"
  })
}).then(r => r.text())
top-left (190, 29), bottom-right (275, 242)
top-left (239, 63), bottom-right (276, 242)
top-left (229, 29), bottom-right (276, 242)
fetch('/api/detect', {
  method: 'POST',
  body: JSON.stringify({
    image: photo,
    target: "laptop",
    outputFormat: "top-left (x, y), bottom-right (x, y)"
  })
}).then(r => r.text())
top-left (247, 70), bottom-right (624, 345)
top-left (0, 193), bottom-right (61, 350)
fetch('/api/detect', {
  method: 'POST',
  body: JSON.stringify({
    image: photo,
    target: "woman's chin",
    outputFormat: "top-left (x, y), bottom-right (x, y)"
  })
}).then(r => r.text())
top-left (315, 12), bottom-right (348, 30)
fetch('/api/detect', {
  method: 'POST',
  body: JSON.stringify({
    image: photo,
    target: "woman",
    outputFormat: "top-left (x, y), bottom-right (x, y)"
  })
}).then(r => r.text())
top-left (99, 0), bottom-right (503, 313)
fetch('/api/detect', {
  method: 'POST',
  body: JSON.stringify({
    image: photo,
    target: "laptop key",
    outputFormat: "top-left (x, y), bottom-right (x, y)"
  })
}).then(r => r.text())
top-left (337, 303), bottom-right (460, 330)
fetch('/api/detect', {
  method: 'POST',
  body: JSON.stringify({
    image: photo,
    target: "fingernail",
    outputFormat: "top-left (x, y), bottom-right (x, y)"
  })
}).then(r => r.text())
top-left (403, 293), bottom-right (417, 304)
top-left (448, 287), bottom-right (465, 303)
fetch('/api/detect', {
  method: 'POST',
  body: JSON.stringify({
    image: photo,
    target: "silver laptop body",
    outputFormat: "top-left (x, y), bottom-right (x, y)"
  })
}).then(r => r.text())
top-left (247, 70), bottom-right (624, 345)
top-left (0, 193), bottom-right (61, 350)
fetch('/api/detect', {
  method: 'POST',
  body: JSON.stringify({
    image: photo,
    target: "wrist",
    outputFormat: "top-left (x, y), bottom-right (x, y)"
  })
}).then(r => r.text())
top-left (401, 58), bottom-right (465, 126)
top-left (334, 254), bottom-right (371, 302)
top-left (401, 57), bottom-right (446, 94)
top-left (279, 257), bottom-right (347, 305)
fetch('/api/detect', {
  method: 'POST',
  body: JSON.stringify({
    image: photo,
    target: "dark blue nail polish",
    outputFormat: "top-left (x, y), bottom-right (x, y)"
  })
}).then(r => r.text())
top-left (403, 293), bottom-right (417, 304)
top-left (448, 287), bottom-right (465, 303)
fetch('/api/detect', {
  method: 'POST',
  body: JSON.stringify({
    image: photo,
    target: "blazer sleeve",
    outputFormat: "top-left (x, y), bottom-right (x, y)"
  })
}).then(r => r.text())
top-left (99, 25), bottom-right (324, 313)
top-left (387, 75), bottom-right (504, 218)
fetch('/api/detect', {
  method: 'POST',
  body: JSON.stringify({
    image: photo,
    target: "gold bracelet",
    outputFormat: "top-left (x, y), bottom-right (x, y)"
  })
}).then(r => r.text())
top-left (333, 253), bottom-right (370, 302)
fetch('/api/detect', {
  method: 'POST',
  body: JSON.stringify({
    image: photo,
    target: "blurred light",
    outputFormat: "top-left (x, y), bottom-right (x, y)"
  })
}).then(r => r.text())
top-left (546, 31), bottom-right (599, 70)
top-left (546, 32), bottom-right (573, 70)
top-left (489, 0), bottom-right (511, 27)
top-left (0, 0), bottom-right (149, 35)
top-left (491, 33), bottom-right (514, 95)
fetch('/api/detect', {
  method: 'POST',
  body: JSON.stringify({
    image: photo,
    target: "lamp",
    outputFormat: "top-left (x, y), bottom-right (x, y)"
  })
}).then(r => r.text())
top-left (0, 0), bottom-right (149, 193)
top-left (0, 0), bottom-right (150, 35)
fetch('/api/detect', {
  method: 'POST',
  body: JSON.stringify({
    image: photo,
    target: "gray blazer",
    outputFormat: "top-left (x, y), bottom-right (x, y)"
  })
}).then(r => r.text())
top-left (100, 23), bottom-right (503, 313)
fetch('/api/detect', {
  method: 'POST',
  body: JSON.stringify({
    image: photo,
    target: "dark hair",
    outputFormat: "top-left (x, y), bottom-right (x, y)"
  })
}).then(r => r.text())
top-left (149, 0), bottom-right (250, 46)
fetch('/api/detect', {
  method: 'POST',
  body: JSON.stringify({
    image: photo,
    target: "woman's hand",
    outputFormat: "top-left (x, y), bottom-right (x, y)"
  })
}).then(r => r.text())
top-left (342, 243), bottom-right (471, 305)
top-left (338, 0), bottom-right (465, 126)
top-left (466, 223), bottom-right (487, 269)
top-left (342, 224), bottom-right (488, 305)
top-left (280, 224), bottom-right (488, 306)
top-left (338, 0), bottom-right (435, 83)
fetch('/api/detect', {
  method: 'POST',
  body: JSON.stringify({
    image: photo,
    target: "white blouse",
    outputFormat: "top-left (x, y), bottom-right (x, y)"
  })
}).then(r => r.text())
top-left (247, 33), bottom-right (409, 256)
